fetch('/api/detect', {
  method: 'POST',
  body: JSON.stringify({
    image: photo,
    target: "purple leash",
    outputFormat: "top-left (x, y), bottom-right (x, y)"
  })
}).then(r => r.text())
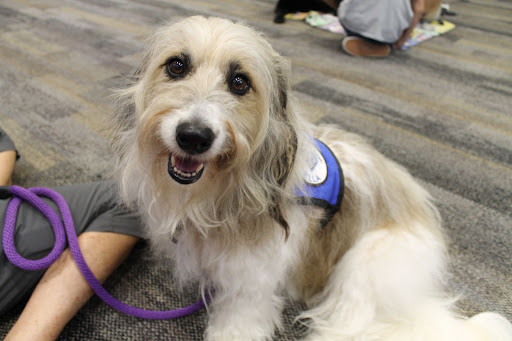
top-left (2, 185), bottom-right (206, 319)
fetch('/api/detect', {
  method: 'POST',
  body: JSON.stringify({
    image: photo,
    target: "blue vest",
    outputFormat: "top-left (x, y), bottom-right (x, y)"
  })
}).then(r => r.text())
top-left (296, 138), bottom-right (344, 228)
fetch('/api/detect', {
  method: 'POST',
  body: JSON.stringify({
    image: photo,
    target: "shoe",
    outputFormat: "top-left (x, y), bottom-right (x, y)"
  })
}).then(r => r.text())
top-left (342, 36), bottom-right (391, 57)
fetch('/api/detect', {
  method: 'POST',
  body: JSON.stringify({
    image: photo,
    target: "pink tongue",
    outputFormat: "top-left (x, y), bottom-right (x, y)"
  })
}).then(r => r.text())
top-left (175, 157), bottom-right (201, 173)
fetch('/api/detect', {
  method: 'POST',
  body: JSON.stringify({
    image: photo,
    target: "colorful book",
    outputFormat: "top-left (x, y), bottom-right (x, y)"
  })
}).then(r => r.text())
top-left (304, 11), bottom-right (346, 34)
top-left (403, 20), bottom-right (456, 50)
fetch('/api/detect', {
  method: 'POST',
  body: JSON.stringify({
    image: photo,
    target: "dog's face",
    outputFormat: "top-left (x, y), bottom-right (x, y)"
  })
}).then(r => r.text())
top-left (113, 17), bottom-right (301, 236)
top-left (126, 16), bottom-right (293, 191)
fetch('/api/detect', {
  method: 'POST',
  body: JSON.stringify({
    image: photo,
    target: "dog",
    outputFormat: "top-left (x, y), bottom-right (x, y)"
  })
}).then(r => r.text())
top-left (273, 0), bottom-right (335, 23)
top-left (109, 16), bottom-right (512, 341)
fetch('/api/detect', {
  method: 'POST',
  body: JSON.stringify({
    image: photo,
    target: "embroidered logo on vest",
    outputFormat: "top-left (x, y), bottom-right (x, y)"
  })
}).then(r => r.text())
top-left (304, 147), bottom-right (328, 186)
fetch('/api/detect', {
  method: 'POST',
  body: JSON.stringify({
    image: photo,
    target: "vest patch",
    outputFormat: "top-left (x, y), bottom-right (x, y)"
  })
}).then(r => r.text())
top-left (304, 147), bottom-right (328, 186)
top-left (297, 138), bottom-right (344, 227)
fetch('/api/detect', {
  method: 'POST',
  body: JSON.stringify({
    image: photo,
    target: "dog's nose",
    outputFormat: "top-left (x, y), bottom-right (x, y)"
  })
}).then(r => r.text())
top-left (176, 122), bottom-right (215, 154)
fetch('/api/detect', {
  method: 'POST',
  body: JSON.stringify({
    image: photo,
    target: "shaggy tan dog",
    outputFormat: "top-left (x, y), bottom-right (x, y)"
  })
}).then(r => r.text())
top-left (110, 16), bottom-right (512, 341)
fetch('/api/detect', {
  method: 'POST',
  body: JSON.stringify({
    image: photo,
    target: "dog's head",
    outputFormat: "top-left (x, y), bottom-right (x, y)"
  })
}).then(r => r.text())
top-left (111, 16), bottom-right (300, 235)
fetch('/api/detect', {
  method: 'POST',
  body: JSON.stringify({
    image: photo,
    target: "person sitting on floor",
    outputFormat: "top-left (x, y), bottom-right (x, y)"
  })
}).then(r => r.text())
top-left (329, 0), bottom-right (441, 57)
top-left (0, 127), bottom-right (143, 341)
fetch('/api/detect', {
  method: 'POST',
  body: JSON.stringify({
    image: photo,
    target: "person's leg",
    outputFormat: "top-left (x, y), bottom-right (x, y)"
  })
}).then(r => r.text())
top-left (0, 150), bottom-right (17, 186)
top-left (340, 25), bottom-right (392, 57)
top-left (4, 231), bottom-right (139, 341)
top-left (0, 182), bottom-right (143, 314)
top-left (1, 181), bottom-right (143, 339)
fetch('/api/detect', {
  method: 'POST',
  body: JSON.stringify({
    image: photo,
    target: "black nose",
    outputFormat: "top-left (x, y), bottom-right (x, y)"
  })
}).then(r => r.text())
top-left (176, 122), bottom-right (215, 154)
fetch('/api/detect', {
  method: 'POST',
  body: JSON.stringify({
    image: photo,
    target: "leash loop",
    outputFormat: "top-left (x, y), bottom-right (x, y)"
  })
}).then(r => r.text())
top-left (2, 185), bottom-right (205, 320)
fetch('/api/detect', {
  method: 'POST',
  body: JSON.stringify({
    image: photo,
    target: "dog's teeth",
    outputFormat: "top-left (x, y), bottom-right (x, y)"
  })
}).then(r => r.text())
top-left (171, 160), bottom-right (202, 179)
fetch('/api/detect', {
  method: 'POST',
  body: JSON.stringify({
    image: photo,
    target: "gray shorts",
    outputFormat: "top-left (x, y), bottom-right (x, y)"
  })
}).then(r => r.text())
top-left (0, 181), bottom-right (144, 315)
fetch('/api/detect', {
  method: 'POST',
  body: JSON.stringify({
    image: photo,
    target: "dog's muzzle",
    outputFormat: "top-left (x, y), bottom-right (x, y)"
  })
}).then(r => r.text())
top-left (167, 122), bottom-right (214, 185)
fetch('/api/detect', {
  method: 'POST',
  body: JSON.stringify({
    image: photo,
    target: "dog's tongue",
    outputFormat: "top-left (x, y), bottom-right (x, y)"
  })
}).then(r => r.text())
top-left (175, 156), bottom-right (201, 172)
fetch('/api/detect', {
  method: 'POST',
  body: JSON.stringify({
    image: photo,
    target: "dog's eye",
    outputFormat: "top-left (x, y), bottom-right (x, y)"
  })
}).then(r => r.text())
top-left (165, 58), bottom-right (186, 78)
top-left (229, 74), bottom-right (250, 95)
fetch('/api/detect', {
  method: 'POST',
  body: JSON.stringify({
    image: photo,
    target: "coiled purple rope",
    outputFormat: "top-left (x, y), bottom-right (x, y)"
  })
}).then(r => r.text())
top-left (2, 185), bottom-right (206, 319)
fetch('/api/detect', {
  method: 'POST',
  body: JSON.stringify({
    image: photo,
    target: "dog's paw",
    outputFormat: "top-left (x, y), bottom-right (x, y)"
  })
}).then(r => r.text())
top-left (205, 324), bottom-right (273, 341)
top-left (205, 329), bottom-right (271, 341)
top-left (204, 295), bottom-right (280, 341)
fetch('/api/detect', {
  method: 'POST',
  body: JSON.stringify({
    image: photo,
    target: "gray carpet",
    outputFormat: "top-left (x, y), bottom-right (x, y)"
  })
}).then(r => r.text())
top-left (0, 0), bottom-right (511, 340)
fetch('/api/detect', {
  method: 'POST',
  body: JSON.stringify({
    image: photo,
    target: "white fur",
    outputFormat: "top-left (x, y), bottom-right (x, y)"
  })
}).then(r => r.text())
top-left (109, 16), bottom-right (512, 341)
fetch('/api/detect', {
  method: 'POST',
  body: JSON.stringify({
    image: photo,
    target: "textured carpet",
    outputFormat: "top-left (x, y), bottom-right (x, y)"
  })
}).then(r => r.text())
top-left (0, 0), bottom-right (511, 340)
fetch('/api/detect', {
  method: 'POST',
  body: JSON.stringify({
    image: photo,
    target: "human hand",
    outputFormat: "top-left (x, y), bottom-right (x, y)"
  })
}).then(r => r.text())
top-left (393, 38), bottom-right (406, 50)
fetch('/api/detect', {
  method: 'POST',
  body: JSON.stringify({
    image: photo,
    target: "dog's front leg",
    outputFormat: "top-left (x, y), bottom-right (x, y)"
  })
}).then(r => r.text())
top-left (205, 286), bottom-right (284, 341)
top-left (203, 245), bottom-right (287, 341)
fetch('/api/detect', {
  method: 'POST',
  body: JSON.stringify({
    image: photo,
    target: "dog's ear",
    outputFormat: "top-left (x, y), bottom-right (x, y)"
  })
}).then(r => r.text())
top-left (268, 126), bottom-right (297, 240)
top-left (272, 54), bottom-right (297, 187)
top-left (272, 54), bottom-right (291, 120)
top-left (267, 54), bottom-right (298, 239)
top-left (106, 59), bottom-right (148, 161)
top-left (108, 52), bottom-right (151, 135)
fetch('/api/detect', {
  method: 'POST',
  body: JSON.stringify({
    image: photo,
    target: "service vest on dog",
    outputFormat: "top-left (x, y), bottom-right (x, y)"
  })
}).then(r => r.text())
top-left (297, 139), bottom-right (344, 227)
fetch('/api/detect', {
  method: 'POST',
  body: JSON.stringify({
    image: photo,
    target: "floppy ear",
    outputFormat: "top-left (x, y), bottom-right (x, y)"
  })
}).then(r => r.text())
top-left (272, 53), bottom-right (291, 121)
top-left (274, 54), bottom-right (298, 187)
top-left (107, 51), bottom-right (151, 145)
top-left (268, 127), bottom-right (297, 240)
top-left (267, 54), bottom-right (298, 239)
top-left (108, 81), bottom-right (136, 150)
top-left (106, 56), bottom-right (150, 165)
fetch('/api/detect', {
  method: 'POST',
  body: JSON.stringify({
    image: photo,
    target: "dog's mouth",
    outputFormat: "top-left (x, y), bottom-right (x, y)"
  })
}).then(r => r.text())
top-left (167, 154), bottom-right (205, 185)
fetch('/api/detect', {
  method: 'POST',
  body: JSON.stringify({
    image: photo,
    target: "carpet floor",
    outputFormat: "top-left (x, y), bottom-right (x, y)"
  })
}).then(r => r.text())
top-left (0, 0), bottom-right (511, 339)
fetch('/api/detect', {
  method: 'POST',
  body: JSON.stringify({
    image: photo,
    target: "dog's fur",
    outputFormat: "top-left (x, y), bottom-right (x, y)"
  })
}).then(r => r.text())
top-left (109, 16), bottom-right (512, 341)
